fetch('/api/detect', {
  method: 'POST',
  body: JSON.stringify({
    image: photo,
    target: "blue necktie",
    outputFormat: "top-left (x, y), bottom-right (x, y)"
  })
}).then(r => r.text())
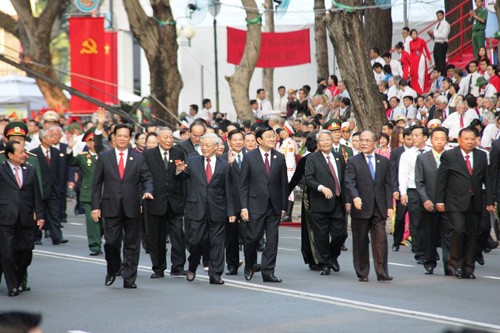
top-left (367, 155), bottom-right (375, 180)
top-left (237, 154), bottom-right (242, 169)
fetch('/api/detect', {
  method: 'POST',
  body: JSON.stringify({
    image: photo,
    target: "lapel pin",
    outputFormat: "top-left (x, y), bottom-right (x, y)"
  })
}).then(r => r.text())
top-left (129, 157), bottom-right (133, 161)
top-left (23, 166), bottom-right (26, 169)
top-left (59, 153), bottom-right (64, 157)
top-left (377, 160), bottom-right (380, 163)
top-left (169, 160), bottom-right (173, 163)
top-left (336, 158), bottom-right (339, 161)
top-left (273, 155), bottom-right (276, 159)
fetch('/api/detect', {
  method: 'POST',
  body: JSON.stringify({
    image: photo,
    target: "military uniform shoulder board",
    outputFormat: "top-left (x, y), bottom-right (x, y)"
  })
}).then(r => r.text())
top-left (26, 151), bottom-right (37, 156)
top-left (79, 152), bottom-right (88, 155)
top-left (0, 150), bottom-right (4, 154)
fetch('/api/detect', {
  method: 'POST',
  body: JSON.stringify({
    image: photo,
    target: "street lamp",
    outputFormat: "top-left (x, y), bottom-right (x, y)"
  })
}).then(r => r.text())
top-left (178, 25), bottom-right (196, 47)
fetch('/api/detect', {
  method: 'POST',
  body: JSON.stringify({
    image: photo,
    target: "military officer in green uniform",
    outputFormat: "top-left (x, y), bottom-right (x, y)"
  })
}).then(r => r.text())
top-left (67, 128), bottom-right (103, 256)
top-left (469, 0), bottom-right (488, 58)
top-left (323, 119), bottom-right (353, 164)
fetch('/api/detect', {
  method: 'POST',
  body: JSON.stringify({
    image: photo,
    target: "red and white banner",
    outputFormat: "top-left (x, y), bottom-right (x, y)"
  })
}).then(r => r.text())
top-left (227, 27), bottom-right (310, 68)
top-left (69, 17), bottom-right (117, 114)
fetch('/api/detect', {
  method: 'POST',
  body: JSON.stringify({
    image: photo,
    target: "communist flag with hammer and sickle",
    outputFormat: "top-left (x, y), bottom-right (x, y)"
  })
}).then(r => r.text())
top-left (69, 17), bottom-right (117, 113)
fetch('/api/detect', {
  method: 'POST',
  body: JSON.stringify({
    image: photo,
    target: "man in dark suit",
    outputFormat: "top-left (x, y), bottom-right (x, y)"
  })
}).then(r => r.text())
top-left (143, 127), bottom-right (187, 278)
top-left (389, 127), bottom-right (413, 251)
top-left (240, 125), bottom-right (288, 283)
top-left (415, 127), bottom-right (450, 275)
top-left (50, 127), bottom-right (69, 223)
top-left (91, 124), bottom-right (154, 289)
top-left (176, 133), bottom-right (235, 284)
top-left (0, 141), bottom-right (44, 296)
top-left (304, 130), bottom-right (347, 276)
top-left (345, 130), bottom-right (393, 282)
top-left (177, 121), bottom-right (206, 158)
top-left (30, 127), bottom-right (67, 245)
top-left (490, 137), bottom-right (500, 206)
top-left (220, 129), bottom-right (245, 275)
top-left (436, 127), bottom-right (495, 279)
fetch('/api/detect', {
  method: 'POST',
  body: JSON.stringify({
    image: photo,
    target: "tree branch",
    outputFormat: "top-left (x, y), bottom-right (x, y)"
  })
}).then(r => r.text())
top-left (0, 11), bottom-right (19, 39)
top-left (10, 0), bottom-right (36, 35)
top-left (123, 0), bottom-right (158, 53)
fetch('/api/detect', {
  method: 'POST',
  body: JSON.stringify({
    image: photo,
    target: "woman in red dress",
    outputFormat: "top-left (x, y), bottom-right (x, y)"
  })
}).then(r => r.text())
top-left (395, 42), bottom-right (411, 80)
top-left (409, 29), bottom-right (431, 94)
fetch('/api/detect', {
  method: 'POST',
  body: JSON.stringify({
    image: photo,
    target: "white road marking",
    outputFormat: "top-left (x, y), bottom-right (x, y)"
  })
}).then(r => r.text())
top-left (483, 276), bottom-right (500, 280)
top-left (278, 247), bottom-right (298, 251)
top-left (64, 235), bottom-right (88, 239)
top-left (280, 236), bottom-right (301, 240)
top-left (68, 223), bottom-right (84, 226)
top-left (33, 249), bottom-right (500, 332)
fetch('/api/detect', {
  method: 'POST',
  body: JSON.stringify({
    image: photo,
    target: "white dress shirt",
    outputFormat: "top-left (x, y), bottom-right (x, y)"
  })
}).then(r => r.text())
top-left (317, 151), bottom-right (339, 192)
top-left (480, 123), bottom-right (500, 149)
top-left (8, 161), bottom-right (23, 186)
top-left (259, 147), bottom-right (272, 167)
top-left (433, 19), bottom-right (451, 43)
top-left (460, 149), bottom-right (473, 172)
top-left (115, 148), bottom-right (128, 166)
top-left (364, 153), bottom-right (376, 174)
top-left (481, 83), bottom-right (497, 98)
top-left (274, 95), bottom-right (287, 115)
top-left (371, 57), bottom-right (385, 66)
top-left (204, 155), bottom-right (216, 174)
top-left (441, 110), bottom-right (479, 139)
top-left (399, 146), bottom-right (431, 195)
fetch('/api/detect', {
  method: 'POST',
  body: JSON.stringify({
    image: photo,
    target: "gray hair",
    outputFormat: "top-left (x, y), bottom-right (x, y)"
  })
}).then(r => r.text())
top-left (316, 130), bottom-right (333, 140)
top-left (48, 125), bottom-right (63, 134)
top-left (482, 111), bottom-right (496, 123)
top-left (157, 127), bottom-right (173, 135)
top-left (39, 128), bottom-right (51, 140)
top-left (268, 115), bottom-right (280, 123)
top-left (201, 133), bottom-right (222, 146)
top-left (436, 95), bottom-right (448, 104)
top-left (456, 101), bottom-right (466, 108)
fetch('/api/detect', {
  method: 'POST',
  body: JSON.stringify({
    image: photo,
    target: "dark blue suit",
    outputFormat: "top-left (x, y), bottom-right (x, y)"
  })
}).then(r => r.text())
top-left (239, 148), bottom-right (288, 277)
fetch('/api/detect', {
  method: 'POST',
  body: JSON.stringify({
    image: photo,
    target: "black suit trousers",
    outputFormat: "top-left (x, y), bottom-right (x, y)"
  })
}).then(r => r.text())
top-left (147, 207), bottom-right (186, 274)
top-left (421, 210), bottom-right (440, 268)
top-left (433, 42), bottom-right (448, 74)
top-left (103, 203), bottom-right (141, 284)
top-left (225, 215), bottom-right (241, 270)
top-left (351, 207), bottom-right (389, 279)
top-left (310, 200), bottom-right (346, 267)
top-left (447, 198), bottom-right (480, 274)
top-left (408, 189), bottom-right (424, 259)
top-left (187, 213), bottom-right (225, 278)
top-left (43, 191), bottom-right (63, 243)
top-left (0, 225), bottom-right (19, 291)
top-left (243, 201), bottom-right (280, 276)
top-left (393, 199), bottom-right (407, 246)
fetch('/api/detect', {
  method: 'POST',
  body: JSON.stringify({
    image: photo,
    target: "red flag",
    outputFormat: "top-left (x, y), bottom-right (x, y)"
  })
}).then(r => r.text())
top-left (227, 28), bottom-right (310, 68)
top-left (69, 17), bottom-right (117, 114)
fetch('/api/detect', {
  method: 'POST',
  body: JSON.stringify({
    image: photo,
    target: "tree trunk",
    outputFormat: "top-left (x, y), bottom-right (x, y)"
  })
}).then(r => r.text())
top-left (314, 0), bottom-right (329, 80)
top-left (225, 0), bottom-right (262, 121)
top-left (3, 0), bottom-right (71, 113)
top-left (262, 0), bottom-right (274, 105)
top-left (364, 0), bottom-right (393, 54)
top-left (445, 0), bottom-right (472, 54)
top-left (496, 0), bottom-right (500, 29)
top-left (326, 2), bottom-right (386, 131)
top-left (122, 0), bottom-right (182, 127)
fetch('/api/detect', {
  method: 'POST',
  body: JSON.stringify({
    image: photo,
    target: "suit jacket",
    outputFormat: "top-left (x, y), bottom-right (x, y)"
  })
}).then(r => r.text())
top-left (30, 146), bottom-right (61, 200)
top-left (240, 148), bottom-right (288, 215)
top-left (490, 138), bottom-right (500, 203)
top-left (389, 146), bottom-right (405, 194)
top-left (435, 147), bottom-right (492, 213)
top-left (415, 150), bottom-right (439, 204)
top-left (177, 139), bottom-right (197, 158)
top-left (0, 162), bottom-right (44, 226)
top-left (182, 155), bottom-right (234, 221)
top-left (143, 146), bottom-right (186, 215)
top-left (220, 149), bottom-right (246, 213)
top-left (91, 149), bottom-right (153, 219)
top-left (305, 151), bottom-right (346, 213)
top-left (345, 153), bottom-right (393, 219)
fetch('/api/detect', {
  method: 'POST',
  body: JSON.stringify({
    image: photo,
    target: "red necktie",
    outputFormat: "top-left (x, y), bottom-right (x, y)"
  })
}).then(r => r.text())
top-left (327, 156), bottom-right (341, 196)
top-left (206, 158), bottom-right (212, 183)
top-left (45, 149), bottom-right (51, 167)
top-left (460, 115), bottom-right (464, 128)
top-left (465, 154), bottom-right (473, 175)
top-left (14, 166), bottom-right (22, 188)
top-left (264, 153), bottom-right (270, 176)
top-left (118, 152), bottom-right (125, 180)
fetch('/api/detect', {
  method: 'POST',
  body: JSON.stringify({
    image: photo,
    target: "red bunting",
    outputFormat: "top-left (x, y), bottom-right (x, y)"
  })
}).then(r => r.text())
top-left (69, 17), bottom-right (118, 114)
top-left (227, 27), bottom-right (311, 68)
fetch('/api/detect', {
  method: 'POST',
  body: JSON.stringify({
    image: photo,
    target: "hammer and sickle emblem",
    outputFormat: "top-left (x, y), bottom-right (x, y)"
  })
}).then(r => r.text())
top-left (80, 38), bottom-right (98, 54)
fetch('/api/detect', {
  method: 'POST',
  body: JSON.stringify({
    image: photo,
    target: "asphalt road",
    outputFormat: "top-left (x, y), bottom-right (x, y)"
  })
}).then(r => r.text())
top-left (1, 204), bottom-right (500, 333)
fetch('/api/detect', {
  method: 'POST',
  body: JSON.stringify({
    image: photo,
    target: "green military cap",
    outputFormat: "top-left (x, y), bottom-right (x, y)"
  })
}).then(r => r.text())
top-left (323, 119), bottom-right (341, 131)
top-left (82, 127), bottom-right (96, 142)
top-left (4, 121), bottom-right (28, 138)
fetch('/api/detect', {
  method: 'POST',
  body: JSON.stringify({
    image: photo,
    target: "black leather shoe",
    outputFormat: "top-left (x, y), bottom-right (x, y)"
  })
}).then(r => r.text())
top-left (170, 270), bottom-right (188, 276)
top-left (150, 272), bottom-right (165, 278)
top-left (331, 259), bottom-right (340, 272)
top-left (253, 264), bottom-right (262, 272)
top-left (452, 268), bottom-right (463, 279)
top-left (226, 268), bottom-right (238, 275)
top-left (392, 245), bottom-right (399, 252)
top-left (476, 254), bottom-right (485, 266)
top-left (209, 276), bottom-right (225, 285)
top-left (116, 266), bottom-right (124, 276)
top-left (186, 271), bottom-right (196, 282)
top-left (463, 273), bottom-right (476, 279)
top-left (444, 269), bottom-right (453, 276)
top-left (244, 268), bottom-right (254, 281)
top-left (262, 274), bottom-right (282, 283)
top-left (34, 240), bottom-right (42, 246)
top-left (124, 282), bottom-right (137, 289)
top-left (90, 250), bottom-right (103, 256)
top-left (59, 239), bottom-right (68, 244)
top-left (8, 288), bottom-right (19, 297)
top-left (377, 275), bottom-right (393, 282)
top-left (358, 277), bottom-right (369, 282)
top-left (424, 267), bottom-right (434, 275)
top-left (19, 284), bottom-right (30, 292)
top-left (320, 267), bottom-right (331, 276)
top-left (416, 259), bottom-right (425, 265)
top-left (435, 253), bottom-right (440, 261)
top-left (340, 245), bottom-right (348, 251)
top-left (105, 274), bottom-right (116, 286)
top-left (309, 264), bottom-right (322, 271)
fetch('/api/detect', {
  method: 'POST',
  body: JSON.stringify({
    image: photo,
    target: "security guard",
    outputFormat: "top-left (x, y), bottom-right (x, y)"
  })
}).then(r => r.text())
top-left (67, 127), bottom-right (103, 256)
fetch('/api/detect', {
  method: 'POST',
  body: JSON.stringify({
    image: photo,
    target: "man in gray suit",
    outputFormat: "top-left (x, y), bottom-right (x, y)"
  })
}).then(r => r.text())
top-left (415, 127), bottom-right (450, 275)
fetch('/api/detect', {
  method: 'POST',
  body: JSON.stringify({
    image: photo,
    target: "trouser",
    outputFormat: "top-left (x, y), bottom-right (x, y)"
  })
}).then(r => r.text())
top-left (351, 207), bottom-right (389, 279)
top-left (393, 199), bottom-right (407, 246)
top-left (243, 201), bottom-right (280, 276)
top-left (447, 199), bottom-right (480, 274)
top-left (408, 189), bottom-right (424, 259)
top-left (421, 210), bottom-right (441, 269)
top-left (476, 207), bottom-right (492, 256)
top-left (433, 42), bottom-right (448, 75)
top-left (104, 205), bottom-right (141, 285)
top-left (225, 215), bottom-right (241, 271)
top-left (148, 210), bottom-right (186, 274)
top-left (472, 30), bottom-right (486, 58)
top-left (39, 192), bottom-right (63, 243)
top-left (83, 202), bottom-right (103, 252)
top-left (187, 215), bottom-right (225, 278)
top-left (185, 217), bottom-right (210, 267)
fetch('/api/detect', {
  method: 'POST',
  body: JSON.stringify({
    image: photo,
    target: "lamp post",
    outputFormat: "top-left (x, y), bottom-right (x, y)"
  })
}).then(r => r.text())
top-left (209, 1), bottom-right (221, 113)
top-left (178, 25), bottom-right (196, 46)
